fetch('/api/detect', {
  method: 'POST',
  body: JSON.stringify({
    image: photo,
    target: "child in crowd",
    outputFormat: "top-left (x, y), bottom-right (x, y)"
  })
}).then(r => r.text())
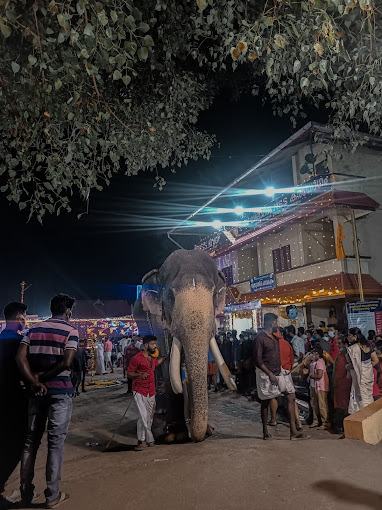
top-left (308, 345), bottom-right (330, 430)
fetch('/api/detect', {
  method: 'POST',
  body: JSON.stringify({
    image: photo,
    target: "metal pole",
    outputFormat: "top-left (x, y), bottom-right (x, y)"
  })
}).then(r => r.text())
top-left (350, 209), bottom-right (364, 301)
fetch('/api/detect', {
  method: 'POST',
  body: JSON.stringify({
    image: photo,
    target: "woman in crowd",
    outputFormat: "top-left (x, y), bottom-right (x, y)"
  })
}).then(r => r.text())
top-left (309, 345), bottom-right (330, 430)
top-left (332, 334), bottom-right (351, 433)
top-left (347, 327), bottom-right (379, 414)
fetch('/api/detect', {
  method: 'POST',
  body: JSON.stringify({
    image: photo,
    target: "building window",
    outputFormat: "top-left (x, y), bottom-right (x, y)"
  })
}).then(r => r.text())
top-left (237, 246), bottom-right (259, 282)
top-left (272, 245), bottom-right (292, 274)
top-left (221, 266), bottom-right (233, 286)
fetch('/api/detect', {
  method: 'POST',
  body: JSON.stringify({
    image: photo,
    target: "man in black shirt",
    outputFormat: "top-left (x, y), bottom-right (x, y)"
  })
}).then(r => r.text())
top-left (0, 302), bottom-right (28, 507)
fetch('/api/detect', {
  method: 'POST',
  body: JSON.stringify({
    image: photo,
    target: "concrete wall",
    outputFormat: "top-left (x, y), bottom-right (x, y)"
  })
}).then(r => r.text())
top-left (257, 223), bottom-right (304, 275)
top-left (292, 142), bottom-right (382, 285)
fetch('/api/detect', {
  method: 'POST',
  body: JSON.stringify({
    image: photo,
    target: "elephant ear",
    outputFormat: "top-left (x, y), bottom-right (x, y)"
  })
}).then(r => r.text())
top-left (215, 270), bottom-right (226, 315)
top-left (141, 269), bottom-right (163, 317)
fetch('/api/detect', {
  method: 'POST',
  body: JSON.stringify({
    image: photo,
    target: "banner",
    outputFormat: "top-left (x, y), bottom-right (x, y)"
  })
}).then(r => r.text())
top-left (346, 300), bottom-right (382, 336)
top-left (250, 273), bottom-right (276, 293)
top-left (225, 300), bottom-right (262, 314)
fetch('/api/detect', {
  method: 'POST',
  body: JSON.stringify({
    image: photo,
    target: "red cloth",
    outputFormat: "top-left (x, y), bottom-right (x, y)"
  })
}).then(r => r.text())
top-left (104, 340), bottom-right (113, 353)
top-left (330, 337), bottom-right (340, 361)
top-left (333, 351), bottom-right (351, 411)
top-left (127, 351), bottom-right (158, 397)
top-left (378, 359), bottom-right (382, 397)
top-left (279, 337), bottom-right (294, 372)
top-left (124, 345), bottom-right (140, 370)
top-left (373, 368), bottom-right (379, 398)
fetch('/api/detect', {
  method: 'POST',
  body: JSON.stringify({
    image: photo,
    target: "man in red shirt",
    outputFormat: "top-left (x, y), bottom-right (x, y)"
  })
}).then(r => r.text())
top-left (127, 335), bottom-right (166, 450)
top-left (328, 324), bottom-right (340, 360)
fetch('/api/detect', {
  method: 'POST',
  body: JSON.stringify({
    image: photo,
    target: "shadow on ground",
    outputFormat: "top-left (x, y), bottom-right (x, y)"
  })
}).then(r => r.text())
top-left (313, 481), bottom-right (382, 510)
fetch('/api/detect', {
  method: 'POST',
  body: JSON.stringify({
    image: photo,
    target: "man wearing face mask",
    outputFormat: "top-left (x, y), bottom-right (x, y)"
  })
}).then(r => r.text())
top-left (0, 302), bottom-right (28, 508)
top-left (16, 294), bottom-right (78, 509)
top-left (328, 324), bottom-right (340, 360)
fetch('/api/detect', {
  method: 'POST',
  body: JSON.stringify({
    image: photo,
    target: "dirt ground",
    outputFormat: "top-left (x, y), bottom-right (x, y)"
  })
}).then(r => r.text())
top-left (7, 367), bottom-right (382, 510)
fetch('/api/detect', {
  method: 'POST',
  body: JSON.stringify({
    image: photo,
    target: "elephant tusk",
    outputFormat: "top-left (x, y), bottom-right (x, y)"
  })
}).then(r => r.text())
top-left (169, 337), bottom-right (183, 394)
top-left (209, 336), bottom-right (237, 391)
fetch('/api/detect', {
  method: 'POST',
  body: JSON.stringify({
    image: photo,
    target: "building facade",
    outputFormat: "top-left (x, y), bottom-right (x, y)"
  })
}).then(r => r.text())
top-left (196, 123), bottom-right (382, 334)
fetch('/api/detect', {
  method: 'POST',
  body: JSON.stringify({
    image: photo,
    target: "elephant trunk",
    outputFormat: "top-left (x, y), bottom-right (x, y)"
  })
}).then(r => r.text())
top-left (171, 287), bottom-right (215, 442)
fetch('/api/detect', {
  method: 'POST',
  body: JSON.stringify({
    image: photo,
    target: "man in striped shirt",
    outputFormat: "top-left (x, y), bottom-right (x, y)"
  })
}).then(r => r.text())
top-left (16, 294), bottom-right (78, 509)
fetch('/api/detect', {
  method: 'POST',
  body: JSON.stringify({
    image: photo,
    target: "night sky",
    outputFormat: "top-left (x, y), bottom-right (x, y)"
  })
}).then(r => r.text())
top-left (1, 94), bottom-right (312, 316)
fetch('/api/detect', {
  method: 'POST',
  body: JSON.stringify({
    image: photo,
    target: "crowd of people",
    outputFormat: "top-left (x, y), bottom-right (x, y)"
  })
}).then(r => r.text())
top-left (211, 319), bottom-right (382, 437)
top-left (1, 293), bottom-right (382, 508)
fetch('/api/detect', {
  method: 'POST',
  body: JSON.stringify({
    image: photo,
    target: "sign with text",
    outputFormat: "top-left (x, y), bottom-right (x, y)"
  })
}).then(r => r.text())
top-left (346, 300), bottom-right (382, 336)
top-left (250, 273), bottom-right (276, 293)
top-left (225, 300), bottom-right (262, 314)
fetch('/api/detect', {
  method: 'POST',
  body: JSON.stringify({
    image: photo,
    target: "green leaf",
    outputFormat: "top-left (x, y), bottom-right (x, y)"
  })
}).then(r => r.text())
top-left (110, 10), bottom-right (118, 23)
top-left (274, 34), bottom-right (287, 49)
top-left (97, 10), bottom-right (108, 26)
top-left (263, 16), bottom-right (274, 27)
top-left (83, 24), bottom-right (95, 37)
top-left (196, 0), bottom-right (208, 10)
top-left (0, 21), bottom-right (12, 39)
top-left (293, 60), bottom-right (301, 73)
top-left (28, 55), bottom-right (37, 66)
top-left (113, 69), bottom-right (122, 80)
top-left (122, 75), bottom-right (131, 86)
top-left (300, 76), bottom-right (310, 90)
top-left (291, 22), bottom-right (300, 38)
top-left (19, 202), bottom-right (27, 211)
top-left (125, 15), bottom-right (135, 29)
top-left (139, 22), bottom-right (150, 33)
top-left (11, 61), bottom-right (20, 73)
top-left (144, 35), bottom-right (154, 47)
top-left (319, 60), bottom-right (327, 73)
top-left (125, 41), bottom-right (137, 55)
top-left (80, 48), bottom-right (90, 59)
top-left (67, 112), bottom-right (75, 121)
top-left (132, 8), bottom-right (142, 21)
top-left (55, 78), bottom-right (62, 90)
top-left (137, 46), bottom-right (148, 61)
top-left (369, 76), bottom-right (375, 87)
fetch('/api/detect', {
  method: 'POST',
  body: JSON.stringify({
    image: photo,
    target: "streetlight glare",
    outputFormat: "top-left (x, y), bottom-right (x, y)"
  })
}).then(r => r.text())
top-left (234, 206), bottom-right (245, 216)
top-left (211, 220), bottom-right (222, 229)
top-left (264, 186), bottom-right (275, 197)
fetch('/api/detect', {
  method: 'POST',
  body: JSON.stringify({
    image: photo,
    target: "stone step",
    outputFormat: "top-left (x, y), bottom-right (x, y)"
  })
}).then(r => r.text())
top-left (344, 398), bottom-right (382, 445)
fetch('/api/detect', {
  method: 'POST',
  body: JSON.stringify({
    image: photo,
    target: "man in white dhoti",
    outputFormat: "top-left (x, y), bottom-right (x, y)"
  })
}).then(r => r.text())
top-left (95, 338), bottom-right (105, 375)
top-left (127, 336), bottom-right (166, 450)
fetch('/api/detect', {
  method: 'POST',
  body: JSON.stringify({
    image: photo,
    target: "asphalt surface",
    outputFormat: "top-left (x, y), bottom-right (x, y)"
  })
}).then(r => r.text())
top-left (6, 367), bottom-right (382, 510)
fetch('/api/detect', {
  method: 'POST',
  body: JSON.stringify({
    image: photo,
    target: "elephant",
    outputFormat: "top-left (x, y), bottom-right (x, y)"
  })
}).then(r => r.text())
top-left (139, 248), bottom-right (236, 442)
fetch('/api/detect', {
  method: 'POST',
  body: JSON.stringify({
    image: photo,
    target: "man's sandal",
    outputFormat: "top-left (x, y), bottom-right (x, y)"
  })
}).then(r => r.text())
top-left (45, 492), bottom-right (70, 509)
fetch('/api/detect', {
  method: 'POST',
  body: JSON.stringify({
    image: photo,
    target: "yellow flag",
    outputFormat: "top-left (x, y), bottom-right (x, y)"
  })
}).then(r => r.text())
top-left (336, 224), bottom-right (345, 261)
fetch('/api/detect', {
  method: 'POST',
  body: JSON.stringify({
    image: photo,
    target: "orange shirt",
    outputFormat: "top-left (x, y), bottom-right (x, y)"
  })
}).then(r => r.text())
top-left (279, 337), bottom-right (294, 372)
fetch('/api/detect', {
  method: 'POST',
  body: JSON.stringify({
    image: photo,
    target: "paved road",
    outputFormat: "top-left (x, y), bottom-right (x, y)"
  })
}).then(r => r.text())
top-left (8, 368), bottom-right (382, 510)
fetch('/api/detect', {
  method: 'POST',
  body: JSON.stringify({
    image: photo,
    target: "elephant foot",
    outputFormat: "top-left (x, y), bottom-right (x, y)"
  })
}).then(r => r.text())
top-left (206, 424), bottom-right (215, 437)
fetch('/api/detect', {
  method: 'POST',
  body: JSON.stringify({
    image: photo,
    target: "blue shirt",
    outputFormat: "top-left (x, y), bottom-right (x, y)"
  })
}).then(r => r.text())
top-left (208, 350), bottom-right (214, 363)
top-left (0, 329), bottom-right (23, 395)
top-left (291, 335), bottom-right (305, 362)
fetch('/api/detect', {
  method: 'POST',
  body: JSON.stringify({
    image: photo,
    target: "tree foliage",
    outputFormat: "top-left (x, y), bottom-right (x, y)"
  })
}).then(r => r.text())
top-left (0, 0), bottom-right (379, 220)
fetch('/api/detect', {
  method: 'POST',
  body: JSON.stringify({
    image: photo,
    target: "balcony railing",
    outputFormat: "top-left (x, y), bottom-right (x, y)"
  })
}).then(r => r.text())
top-left (232, 257), bottom-right (370, 295)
